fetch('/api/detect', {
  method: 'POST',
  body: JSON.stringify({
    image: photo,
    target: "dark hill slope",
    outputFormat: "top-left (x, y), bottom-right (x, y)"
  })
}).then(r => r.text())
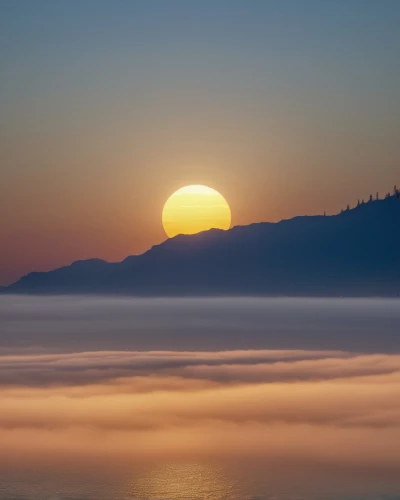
top-left (7, 195), bottom-right (400, 296)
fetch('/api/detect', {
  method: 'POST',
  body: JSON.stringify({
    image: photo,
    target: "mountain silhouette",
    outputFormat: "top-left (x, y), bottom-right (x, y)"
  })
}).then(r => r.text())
top-left (5, 195), bottom-right (400, 296)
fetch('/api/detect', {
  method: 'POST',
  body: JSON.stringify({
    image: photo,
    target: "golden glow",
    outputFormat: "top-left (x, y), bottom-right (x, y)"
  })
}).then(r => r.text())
top-left (130, 462), bottom-right (233, 498)
top-left (162, 185), bottom-right (231, 238)
top-left (1, 348), bottom-right (400, 473)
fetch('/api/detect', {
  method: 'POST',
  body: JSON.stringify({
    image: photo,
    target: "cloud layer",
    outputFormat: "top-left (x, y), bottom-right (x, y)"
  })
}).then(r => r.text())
top-left (1, 295), bottom-right (399, 353)
top-left (1, 296), bottom-right (400, 499)
top-left (1, 347), bottom-right (400, 471)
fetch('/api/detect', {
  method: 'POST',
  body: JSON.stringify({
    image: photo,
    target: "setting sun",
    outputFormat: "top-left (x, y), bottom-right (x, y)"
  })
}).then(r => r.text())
top-left (162, 185), bottom-right (231, 238)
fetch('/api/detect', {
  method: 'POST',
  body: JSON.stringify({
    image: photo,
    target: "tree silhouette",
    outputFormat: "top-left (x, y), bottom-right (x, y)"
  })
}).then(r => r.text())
top-left (376, 192), bottom-right (379, 200)
top-left (369, 194), bottom-right (373, 202)
top-left (346, 204), bottom-right (350, 211)
top-left (357, 199), bottom-right (360, 206)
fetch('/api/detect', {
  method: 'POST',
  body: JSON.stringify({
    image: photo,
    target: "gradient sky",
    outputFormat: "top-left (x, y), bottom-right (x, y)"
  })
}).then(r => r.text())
top-left (1, 0), bottom-right (400, 285)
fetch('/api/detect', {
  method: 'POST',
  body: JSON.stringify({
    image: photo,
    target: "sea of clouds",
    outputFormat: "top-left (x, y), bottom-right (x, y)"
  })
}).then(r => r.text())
top-left (0, 296), bottom-right (399, 499)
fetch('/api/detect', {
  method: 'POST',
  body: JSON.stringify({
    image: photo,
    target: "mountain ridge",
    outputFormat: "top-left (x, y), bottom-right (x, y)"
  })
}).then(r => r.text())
top-left (5, 194), bottom-right (400, 296)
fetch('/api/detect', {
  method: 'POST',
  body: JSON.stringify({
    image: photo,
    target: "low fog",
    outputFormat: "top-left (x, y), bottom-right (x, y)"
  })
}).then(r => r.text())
top-left (1, 295), bottom-right (399, 353)
top-left (1, 296), bottom-right (400, 499)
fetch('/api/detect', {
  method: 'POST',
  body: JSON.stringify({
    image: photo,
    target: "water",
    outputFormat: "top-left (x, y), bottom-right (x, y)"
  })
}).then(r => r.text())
top-left (0, 296), bottom-right (399, 499)
top-left (1, 459), bottom-right (400, 499)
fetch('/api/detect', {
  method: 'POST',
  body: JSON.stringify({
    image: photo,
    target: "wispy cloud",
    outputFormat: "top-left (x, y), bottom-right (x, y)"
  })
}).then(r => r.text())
top-left (1, 348), bottom-right (400, 469)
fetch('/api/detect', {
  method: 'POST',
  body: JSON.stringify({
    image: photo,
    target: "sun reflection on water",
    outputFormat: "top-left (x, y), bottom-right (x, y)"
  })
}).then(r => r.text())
top-left (125, 461), bottom-right (239, 500)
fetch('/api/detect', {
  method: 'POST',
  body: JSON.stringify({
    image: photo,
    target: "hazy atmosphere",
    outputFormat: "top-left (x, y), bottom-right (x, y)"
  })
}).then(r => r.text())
top-left (1, 0), bottom-right (400, 284)
top-left (1, 296), bottom-right (399, 353)
top-left (1, 297), bottom-right (400, 499)
top-left (1, 1), bottom-right (399, 498)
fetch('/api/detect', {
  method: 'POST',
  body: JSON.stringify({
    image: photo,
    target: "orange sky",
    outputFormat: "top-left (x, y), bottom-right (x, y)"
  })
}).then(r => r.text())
top-left (1, 1), bottom-right (399, 285)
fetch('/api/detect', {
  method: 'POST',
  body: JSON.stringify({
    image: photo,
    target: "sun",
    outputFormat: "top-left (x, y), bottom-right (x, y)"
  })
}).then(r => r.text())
top-left (162, 185), bottom-right (231, 238)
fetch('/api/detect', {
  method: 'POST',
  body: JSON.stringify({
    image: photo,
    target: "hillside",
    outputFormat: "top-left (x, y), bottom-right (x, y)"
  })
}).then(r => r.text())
top-left (5, 194), bottom-right (400, 296)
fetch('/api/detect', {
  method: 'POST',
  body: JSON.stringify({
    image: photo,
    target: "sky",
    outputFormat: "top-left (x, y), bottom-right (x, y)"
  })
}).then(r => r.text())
top-left (1, 0), bottom-right (400, 285)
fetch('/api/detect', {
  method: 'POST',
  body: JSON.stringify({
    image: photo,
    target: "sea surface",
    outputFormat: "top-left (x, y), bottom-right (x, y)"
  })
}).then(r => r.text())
top-left (0, 296), bottom-right (399, 500)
